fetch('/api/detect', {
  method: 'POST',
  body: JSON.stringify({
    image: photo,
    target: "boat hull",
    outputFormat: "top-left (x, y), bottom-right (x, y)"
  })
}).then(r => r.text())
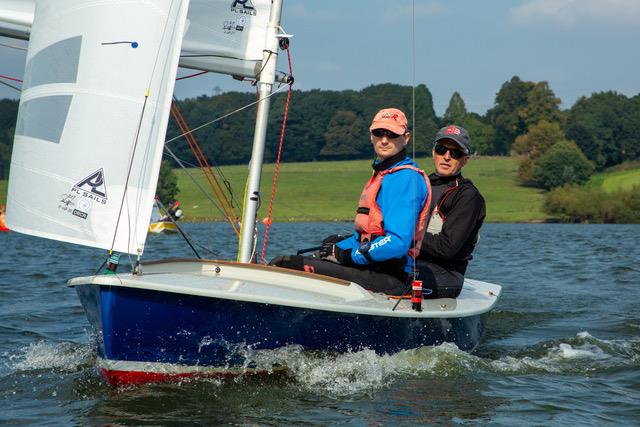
top-left (148, 221), bottom-right (178, 234)
top-left (70, 259), bottom-right (500, 386)
top-left (75, 283), bottom-right (488, 385)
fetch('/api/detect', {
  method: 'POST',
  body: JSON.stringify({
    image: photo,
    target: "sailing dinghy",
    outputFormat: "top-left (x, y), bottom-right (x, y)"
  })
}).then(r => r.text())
top-left (2, 0), bottom-right (501, 386)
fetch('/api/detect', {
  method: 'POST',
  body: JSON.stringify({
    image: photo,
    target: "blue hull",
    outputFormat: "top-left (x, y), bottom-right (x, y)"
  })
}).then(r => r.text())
top-left (76, 284), bottom-right (488, 369)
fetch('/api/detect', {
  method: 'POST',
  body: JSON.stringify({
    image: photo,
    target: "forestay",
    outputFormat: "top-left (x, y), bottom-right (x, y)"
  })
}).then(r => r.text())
top-left (6, 0), bottom-right (189, 255)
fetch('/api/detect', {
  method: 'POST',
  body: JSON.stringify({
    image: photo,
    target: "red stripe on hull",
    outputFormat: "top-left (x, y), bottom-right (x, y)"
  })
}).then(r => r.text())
top-left (100, 368), bottom-right (285, 387)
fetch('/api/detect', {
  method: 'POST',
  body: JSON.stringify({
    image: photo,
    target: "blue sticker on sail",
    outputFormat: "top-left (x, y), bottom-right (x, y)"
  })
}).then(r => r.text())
top-left (101, 41), bottom-right (139, 48)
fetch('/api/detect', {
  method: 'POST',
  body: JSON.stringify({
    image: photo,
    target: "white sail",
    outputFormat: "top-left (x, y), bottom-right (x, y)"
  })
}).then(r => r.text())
top-left (6, 0), bottom-right (190, 255)
top-left (180, 0), bottom-right (273, 78)
top-left (0, 0), bottom-right (276, 80)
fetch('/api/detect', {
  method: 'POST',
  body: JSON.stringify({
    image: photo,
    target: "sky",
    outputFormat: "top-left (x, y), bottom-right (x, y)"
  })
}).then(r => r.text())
top-left (1, 0), bottom-right (639, 116)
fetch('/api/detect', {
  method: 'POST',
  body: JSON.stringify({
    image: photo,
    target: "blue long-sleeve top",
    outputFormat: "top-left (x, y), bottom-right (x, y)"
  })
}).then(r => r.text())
top-left (336, 155), bottom-right (428, 273)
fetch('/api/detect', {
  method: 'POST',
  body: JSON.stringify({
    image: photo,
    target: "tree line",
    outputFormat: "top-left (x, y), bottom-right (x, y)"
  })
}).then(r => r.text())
top-left (1, 78), bottom-right (639, 221)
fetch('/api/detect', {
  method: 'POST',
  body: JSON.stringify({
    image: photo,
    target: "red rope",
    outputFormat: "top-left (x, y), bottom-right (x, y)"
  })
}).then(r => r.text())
top-left (176, 70), bottom-right (208, 81)
top-left (0, 74), bottom-right (22, 83)
top-left (260, 46), bottom-right (294, 264)
top-left (170, 101), bottom-right (241, 236)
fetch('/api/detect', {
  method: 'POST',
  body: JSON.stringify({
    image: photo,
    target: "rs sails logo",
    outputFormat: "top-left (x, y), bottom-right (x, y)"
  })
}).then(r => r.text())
top-left (73, 169), bottom-right (108, 204)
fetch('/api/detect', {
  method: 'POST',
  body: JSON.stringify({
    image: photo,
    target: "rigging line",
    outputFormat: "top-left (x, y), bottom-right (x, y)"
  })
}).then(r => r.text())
top-left (164, 83), bottom-right (289, 145)
top-left (176, 70), bottom-right (208, 81)
top-left (109, 0), bottom-right (184, 256)
top-left (154, 197), bottom-right (201, 258)
top-left (260, 44), bottom-right (294, 264)
top-left (0, 41), bottom-right (27, 51)
top-left (0, 79), bottom-right (20, 92)
top-left (165, 110), bottom-right (241, 210)
top-left (109, 91), bottom-right (150, 253)
top-left (163, 145), bottom-right (233, 223)
top-left (411, 0), bottom-right (418, 282)
top-left (170, 101), bottom-right (240, 235)
top-left (170, 98), bottom-right (240, 217)
top-left (254, 50), bottom-right (274, 80)
top-left (0, 74), bottom-right (22, 82)
top-left (131, 0), bottom-right (185, 248)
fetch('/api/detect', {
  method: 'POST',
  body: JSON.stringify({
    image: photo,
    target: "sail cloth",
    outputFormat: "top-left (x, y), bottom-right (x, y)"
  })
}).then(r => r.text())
top-left (180, 0), bottom-right (273, 78)
top-left (6, 0), bottom-right (190, 255)
top-left (0, 0), bottom-right (275, 79)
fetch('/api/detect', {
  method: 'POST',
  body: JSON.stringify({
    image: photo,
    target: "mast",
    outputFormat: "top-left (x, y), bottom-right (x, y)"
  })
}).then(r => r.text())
top-left (238, 0), bottom-right (283, 263)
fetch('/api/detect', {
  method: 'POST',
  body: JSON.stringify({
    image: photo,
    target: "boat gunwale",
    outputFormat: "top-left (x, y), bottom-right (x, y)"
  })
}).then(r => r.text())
top-left (68, 259), bottom-right (502, 319)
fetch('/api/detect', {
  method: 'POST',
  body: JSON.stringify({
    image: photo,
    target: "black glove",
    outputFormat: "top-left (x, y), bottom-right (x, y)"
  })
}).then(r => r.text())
top-left (322, 234), bottom-right (345, 245)
top-left (319, 242), bottom-right (354, 266)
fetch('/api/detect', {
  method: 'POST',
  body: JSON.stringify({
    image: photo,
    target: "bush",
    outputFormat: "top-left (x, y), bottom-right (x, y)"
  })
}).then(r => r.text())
top-left (156, 160), bottom-right (179, 205)
top-left (617, 185), bottom-right (640, 223)
top-left (533, 141), bottom-right (594, 189)
top-left (544, 184), bottom-right (640, 223)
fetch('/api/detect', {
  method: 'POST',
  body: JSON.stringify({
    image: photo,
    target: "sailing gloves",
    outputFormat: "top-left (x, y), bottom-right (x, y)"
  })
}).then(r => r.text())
top-left (319, 242), bottom-right (354, 265)
top-left (319, 234), bottom-right (354, 265)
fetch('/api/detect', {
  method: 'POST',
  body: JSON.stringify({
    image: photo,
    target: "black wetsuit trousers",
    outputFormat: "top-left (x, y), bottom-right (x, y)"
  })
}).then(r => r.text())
top-left (269, 255), bottom-right (407, 295)
top-left (416, 260), bottom-right (464, 299)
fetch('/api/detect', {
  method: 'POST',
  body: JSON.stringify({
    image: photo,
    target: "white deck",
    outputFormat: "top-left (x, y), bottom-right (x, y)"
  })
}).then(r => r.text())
top-left (68, 259), bottom-right (501, 319)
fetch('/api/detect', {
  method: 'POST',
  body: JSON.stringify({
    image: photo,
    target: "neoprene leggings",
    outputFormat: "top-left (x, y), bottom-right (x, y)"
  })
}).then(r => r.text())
top-left (269, 255), bottom-right (408, 295)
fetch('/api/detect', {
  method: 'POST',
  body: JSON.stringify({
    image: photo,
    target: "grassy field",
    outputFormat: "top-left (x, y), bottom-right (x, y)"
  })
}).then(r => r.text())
top-left (0, 156), bottom-right (567, 223)
top-left (3, 158), bottom-right (637, 222)
top-left (173, 156), bottom-right (548, 222)
top-left (587, 167), bottom-right (640, 193)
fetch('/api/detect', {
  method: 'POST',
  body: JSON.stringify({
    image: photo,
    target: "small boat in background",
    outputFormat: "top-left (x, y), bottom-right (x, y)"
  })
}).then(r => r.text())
top-left (148, 201), bottom-right (182, 234)
top-left (148, 221), bottom-right (178, 234)
top-left (0, 205), bottom-right (9, 232)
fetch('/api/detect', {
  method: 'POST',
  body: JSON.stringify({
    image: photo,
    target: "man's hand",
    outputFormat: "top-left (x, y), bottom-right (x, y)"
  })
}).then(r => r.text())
top-left (319, 242), bottom-right (353, 265)
top-left (321, 234), bottom-right (345, 245)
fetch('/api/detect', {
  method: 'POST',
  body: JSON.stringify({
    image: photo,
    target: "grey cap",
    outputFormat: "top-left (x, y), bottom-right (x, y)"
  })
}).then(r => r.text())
top-left (434, 125), bottom-right (471, 154)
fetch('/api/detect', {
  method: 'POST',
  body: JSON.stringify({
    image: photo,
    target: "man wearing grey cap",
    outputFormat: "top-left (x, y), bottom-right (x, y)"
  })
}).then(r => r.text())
top-left (417, 125), bottom-right (486, 298)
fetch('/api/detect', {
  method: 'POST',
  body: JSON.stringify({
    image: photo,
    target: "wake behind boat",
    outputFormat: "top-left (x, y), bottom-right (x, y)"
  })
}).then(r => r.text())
top-left (1, 0), bottom-right (501, 386)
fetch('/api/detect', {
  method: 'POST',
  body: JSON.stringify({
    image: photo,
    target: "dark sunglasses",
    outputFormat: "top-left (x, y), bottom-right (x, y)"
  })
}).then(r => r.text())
top-left (434, 144), bottom-right (466, 159)
top-left (371, 128), bottom-right (402, 139)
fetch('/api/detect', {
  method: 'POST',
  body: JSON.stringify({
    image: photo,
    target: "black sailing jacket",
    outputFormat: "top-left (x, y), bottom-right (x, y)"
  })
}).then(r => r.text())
top-left (418, 173), bottom-right (485, 275)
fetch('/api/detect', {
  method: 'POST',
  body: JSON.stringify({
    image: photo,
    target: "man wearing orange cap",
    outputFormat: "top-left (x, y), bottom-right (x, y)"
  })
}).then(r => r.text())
top-left (271, 108), bottom-right (430, 295)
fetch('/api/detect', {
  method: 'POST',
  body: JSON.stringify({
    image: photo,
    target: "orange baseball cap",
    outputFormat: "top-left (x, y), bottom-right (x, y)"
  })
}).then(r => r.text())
top-left (369, 108), bottom-right (408, 135)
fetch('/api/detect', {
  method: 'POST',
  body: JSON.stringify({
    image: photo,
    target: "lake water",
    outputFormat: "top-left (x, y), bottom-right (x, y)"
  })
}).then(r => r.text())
top-left (1, 223), bottom-right (639, 425)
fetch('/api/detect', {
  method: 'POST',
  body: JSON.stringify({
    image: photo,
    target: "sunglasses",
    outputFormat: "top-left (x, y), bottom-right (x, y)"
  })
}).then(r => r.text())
top-left (371, 128), bottom-right (402, 139)
top-left (434, 144), bottom-right (466, 159)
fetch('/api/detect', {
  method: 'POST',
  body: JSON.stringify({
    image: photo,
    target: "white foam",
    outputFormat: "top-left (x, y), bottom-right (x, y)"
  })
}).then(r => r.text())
top-left (10, 341), bottom-right (93, 372)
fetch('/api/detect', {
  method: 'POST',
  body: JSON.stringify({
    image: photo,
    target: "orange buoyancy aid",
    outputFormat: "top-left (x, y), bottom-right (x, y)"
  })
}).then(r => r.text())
top-left (354, 165), bottom-right (432, 258)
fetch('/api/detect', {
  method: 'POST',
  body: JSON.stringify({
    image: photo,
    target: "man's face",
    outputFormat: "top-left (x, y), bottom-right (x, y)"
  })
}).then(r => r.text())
top-left (370, 129), bottom-right (410, 161)
top-left (432, 139), bottom-right (469, 176)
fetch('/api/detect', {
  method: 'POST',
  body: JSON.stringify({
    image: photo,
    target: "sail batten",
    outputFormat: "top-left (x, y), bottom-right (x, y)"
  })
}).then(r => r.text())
top-left (6, 0), bottom-right (190, 255)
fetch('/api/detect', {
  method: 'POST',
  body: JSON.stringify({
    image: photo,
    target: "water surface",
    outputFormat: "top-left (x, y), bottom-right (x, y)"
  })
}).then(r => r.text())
top-left (1, 223), bottom-right (639, 425)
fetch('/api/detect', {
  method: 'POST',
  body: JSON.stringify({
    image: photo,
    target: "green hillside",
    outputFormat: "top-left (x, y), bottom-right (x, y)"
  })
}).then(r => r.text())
top-left (173, 156), bottom-right (547, 223)
top-left (587, 166), bottom-right (640, 193)
top-left (0, 156), bottom-right (550, 222)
